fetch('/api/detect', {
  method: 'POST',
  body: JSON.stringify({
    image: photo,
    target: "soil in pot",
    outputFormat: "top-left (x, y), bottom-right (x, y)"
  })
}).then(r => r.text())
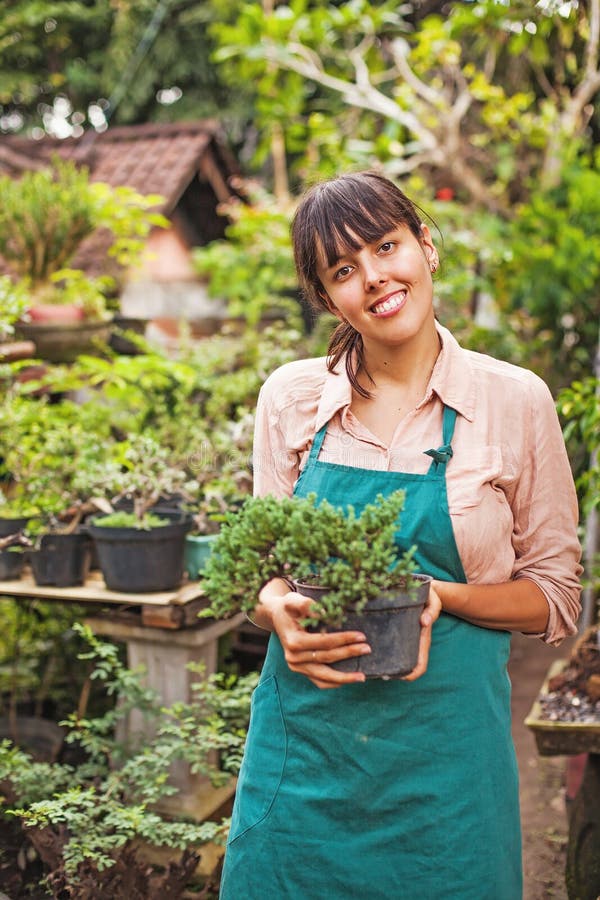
top-left (293, 574), bottom-right (430, 680)
top-left (29, 532), bottom-right (92, 588)
top-left (88, 512), bottom-right (191, 593)
top-left (0, 549), bottom-right (26, 581)
top-left (537, 626), bottom-right (600, 724)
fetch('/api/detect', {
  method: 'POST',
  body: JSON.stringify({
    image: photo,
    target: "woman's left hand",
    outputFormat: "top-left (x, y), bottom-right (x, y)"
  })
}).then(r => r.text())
top-left (401, 583), bottom-right (442, 682)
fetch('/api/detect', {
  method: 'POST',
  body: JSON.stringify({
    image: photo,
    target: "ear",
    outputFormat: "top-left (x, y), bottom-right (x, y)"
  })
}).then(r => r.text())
top-left (420, 223), bottom-right (439, 272)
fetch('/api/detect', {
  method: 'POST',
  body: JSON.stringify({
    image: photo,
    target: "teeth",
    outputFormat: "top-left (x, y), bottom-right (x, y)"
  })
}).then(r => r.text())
top-left (372, 292), bottom-right (404, 314)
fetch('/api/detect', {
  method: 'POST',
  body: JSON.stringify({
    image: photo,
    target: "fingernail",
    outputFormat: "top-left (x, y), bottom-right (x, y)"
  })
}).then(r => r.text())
top-left (422, 614), bottom-right (431, 626)
top-left (361, 644), bottom-right (372, 655)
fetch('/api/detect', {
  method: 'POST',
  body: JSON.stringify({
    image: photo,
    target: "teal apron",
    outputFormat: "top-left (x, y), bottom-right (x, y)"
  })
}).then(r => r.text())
top-left (220, 406), bottom-right (522, 900)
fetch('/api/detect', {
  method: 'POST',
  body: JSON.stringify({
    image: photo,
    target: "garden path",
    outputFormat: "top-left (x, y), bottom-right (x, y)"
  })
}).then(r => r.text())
top-left (510, 631), bottom-right (576, 900)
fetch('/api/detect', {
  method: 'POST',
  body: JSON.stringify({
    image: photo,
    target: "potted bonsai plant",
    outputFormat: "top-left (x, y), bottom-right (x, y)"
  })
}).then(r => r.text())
top-left (87, 436), bottom-right (197, 593)
top-left (201, 490), bottom-right (430, 679)
top-left (0, 531), bottom-right (33, 581)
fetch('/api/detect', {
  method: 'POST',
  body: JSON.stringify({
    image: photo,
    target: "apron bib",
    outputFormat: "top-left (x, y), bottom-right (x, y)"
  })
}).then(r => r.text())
top-left (220, 406), bottom-right (522, 900)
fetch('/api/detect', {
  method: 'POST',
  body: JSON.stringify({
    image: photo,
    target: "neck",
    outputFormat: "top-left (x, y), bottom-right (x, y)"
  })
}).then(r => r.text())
top-left (359, 326), bottom-right (441, 393)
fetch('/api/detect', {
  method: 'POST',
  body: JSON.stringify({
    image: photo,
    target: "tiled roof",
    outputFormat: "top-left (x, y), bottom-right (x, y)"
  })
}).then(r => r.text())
top-left (0, 120), bottom-right (239, 279)
top-left (0, 119), bottom-right (237, 214)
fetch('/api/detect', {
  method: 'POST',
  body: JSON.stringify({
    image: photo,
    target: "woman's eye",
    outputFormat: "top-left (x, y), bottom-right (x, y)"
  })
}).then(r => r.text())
top-left (379, 241), bottom-right (395, 253)
top-left (334, 265), bottom-right (352, 280)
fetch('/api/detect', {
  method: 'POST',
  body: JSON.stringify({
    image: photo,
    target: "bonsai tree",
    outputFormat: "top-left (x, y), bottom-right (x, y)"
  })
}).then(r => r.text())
top-left (90, 435), bottom-right (198, 530)
top-left (201, 490), bottom-right (419, 628)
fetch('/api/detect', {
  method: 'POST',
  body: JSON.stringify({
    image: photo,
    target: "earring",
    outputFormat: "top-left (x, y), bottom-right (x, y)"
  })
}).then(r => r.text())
top-left (430, 261), bottom-right (438, 273)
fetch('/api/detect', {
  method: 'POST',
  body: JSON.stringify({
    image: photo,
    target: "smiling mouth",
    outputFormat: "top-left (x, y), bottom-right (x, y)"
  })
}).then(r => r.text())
top-left (369, 291), bottom-right (407, 316)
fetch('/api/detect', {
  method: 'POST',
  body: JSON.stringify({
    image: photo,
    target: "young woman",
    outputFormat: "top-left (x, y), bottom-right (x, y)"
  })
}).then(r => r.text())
top-left (219, 172), bottom-right (582, 900)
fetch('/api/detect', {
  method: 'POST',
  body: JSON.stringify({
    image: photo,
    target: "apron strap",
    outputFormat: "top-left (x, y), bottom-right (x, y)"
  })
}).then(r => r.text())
top-left (424, 406), bottom-right (458, 471)
top-left (307, 422), bottom-right (329, 464)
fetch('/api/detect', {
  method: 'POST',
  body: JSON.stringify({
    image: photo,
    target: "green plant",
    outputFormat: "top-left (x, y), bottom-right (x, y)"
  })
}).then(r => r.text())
top-left (48, 268), bottom-right (115, 321)
top-left (0, 394), bottom-right (116, 534)
top-left (558, 377), bottom-right (600, 519)
top-left (201, 490), bottom-right (418, 628)
top-left (0, 276), bottom-right (29, 341)
top-left (490, 157), bottom-right (600, 389)
top-left (88, 435), bottom-right (198, 527)
top-left (192, 181), bottom-right (302, 329)
top-left (0, 624), bottom-right (257, 898)
top-left (0, 157), bottom-right (167, 316)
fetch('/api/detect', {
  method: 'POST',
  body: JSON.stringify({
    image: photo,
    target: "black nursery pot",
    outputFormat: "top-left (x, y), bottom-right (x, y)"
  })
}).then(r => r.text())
top-left (0, 549), bottom-right (26, 581)
top-left (0, 516), bottom-right (30, 538)
top-left (87, 513), bottom-right (191, 593)
top-left (293, 574), bottom-right (431, 680)
top-left (29, 532), bottom-right (92, 588)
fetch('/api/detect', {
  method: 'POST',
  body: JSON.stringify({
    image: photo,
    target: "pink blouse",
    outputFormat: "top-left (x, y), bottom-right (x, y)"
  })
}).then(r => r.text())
top-left (252, 323), bottom-right (582, 645)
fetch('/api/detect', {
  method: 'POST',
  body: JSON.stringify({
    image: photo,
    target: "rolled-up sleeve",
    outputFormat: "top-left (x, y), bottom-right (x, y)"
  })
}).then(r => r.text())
top-left (252, 383), bottom-right (300, 499)
top-left (511, 374), bottom-right (582, 645)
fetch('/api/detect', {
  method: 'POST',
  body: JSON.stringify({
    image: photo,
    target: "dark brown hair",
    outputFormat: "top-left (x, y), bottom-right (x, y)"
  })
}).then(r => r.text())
top-left (291, 172), bottom-right (426, 397)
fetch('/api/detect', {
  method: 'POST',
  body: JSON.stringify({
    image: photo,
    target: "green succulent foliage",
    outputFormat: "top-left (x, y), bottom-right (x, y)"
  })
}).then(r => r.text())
top-left (0, 624), bottom-right (257, 883)
top-left (201, 490), bottom-right (418, 628)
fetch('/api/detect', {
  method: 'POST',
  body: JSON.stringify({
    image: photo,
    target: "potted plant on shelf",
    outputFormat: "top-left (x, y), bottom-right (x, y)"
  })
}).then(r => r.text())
top-left (184, 473), bottom-right (253, 581)
top-left (87, 436), bottom-right (197, 593)
top-left (0, 531), bottom-right (33, 581)
top-left (201, 491), bottom-right (430, 679)
top-left (0, 396), bottom-right (118, 588)
top-left (0, 158), bottom-right (166, 363)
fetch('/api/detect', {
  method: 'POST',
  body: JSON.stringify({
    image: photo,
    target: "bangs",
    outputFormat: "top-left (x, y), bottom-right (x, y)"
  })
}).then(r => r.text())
top-left (314, 192), bottom-right (402, 268)
top-left (292, 171), bottom-right (424, 297)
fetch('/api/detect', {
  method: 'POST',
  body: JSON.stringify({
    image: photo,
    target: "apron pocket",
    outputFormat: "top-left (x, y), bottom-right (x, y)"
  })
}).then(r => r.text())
top-left (228, 675), bottom-right (287, 844)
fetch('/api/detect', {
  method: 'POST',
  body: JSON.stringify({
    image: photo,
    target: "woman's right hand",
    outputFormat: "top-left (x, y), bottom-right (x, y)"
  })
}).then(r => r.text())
top-left (260, 588), bottom-right (372, 690)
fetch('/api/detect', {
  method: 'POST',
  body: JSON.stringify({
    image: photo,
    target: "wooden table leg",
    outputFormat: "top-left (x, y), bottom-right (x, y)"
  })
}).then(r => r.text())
top-left (86, 615), bottom-right (245, 821)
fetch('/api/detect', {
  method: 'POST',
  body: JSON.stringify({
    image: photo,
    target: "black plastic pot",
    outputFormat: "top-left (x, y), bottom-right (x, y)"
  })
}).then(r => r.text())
top-left (0, 516), bottom-right (30, 538)
top-left (29, 532), bottom-right (92, 588)
top-left (0, 716), bottom-right (65, 762)
top-left (293, 574), bottom-right (431, 680)
top-left (0, 549), bottom-right (26, 581)
top-left (88, 512), bottom-right (191, 593)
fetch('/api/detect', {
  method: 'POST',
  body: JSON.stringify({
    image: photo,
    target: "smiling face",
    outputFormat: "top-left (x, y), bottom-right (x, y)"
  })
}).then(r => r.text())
top-left (316, 223), bottom-right (439, 352)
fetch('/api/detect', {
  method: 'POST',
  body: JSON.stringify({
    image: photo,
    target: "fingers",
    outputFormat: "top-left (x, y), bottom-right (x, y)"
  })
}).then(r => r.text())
top-left (272, 591), bottom-right (371, 688)
top-left (274, 587), bottom-right (443, 688)
top-left (401, 585), bottom-right (441, 682)
top-left (284, 632), bottom-right (371, 688)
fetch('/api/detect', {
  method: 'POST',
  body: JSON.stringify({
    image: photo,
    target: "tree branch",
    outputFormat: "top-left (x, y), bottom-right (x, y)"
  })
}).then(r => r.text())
top-left (273, 41), bottom-right (439, 150)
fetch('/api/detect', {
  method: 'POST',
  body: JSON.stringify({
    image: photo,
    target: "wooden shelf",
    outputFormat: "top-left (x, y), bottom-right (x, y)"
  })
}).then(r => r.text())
top-left (0, 570), bottom-right (213, 628)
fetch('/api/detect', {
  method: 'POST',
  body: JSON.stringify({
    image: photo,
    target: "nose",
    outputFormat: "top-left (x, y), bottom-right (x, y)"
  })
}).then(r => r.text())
top-left (362, 259), bottom-right (387, 292)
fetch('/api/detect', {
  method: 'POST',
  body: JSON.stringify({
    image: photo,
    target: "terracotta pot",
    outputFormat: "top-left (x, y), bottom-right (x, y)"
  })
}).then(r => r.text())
top-left (26, 304), bottom-right (84, 325)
